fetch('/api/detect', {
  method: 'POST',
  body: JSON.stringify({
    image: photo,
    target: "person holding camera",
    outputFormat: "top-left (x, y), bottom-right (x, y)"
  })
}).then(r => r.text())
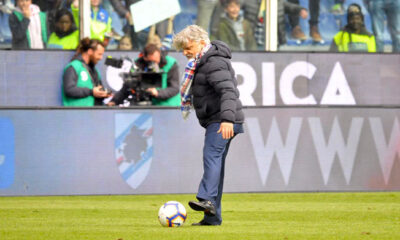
top-left (107, 43), bottom-right (180, 106)
top-left (62, 38), bottom-right (111, 106)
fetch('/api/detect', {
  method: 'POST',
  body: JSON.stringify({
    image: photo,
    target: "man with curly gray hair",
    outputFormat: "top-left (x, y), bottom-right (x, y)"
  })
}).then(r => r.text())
top-left (173, 25), bottom-right (210, 58)
top-left (174, 25), bottom-right (244, 226)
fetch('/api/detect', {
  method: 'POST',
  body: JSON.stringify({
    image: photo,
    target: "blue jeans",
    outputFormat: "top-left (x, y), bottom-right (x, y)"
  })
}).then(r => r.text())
top-left (366, 0), bottom-right (400, 52)
top-left (196, 122), bottom-right (244, 225)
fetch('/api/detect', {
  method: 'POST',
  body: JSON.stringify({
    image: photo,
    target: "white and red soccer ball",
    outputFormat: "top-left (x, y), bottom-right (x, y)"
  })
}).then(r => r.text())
top-left (158, 201), bottom-right (187, 227)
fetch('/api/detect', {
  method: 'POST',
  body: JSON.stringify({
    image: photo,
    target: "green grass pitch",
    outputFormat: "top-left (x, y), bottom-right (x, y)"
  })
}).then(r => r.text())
top-left (1, 192), bottom-right (399, 240)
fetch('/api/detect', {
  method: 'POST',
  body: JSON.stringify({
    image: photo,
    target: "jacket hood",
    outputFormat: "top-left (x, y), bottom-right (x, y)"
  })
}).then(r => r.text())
top-left (199, 40), bottom-right (232, 66)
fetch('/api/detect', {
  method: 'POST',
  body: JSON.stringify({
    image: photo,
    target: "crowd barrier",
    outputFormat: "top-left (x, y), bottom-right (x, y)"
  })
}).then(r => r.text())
top-left (0, 106), bottom-right (399, 196)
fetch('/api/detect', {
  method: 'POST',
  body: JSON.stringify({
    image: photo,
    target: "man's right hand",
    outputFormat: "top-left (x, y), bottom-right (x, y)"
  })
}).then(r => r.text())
top-left (93, 86), bottom-right (109, 98)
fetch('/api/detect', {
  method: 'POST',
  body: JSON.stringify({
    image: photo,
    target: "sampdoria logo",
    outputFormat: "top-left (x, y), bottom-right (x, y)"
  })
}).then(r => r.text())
top-left (115, 113), bottom-right (153, 189)
top-left (0, 117), bottom-right (15, 189)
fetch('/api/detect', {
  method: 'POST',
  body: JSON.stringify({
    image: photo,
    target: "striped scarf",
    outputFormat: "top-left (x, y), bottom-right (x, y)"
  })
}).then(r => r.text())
top-left (180, 43), bottom-right (211, 120)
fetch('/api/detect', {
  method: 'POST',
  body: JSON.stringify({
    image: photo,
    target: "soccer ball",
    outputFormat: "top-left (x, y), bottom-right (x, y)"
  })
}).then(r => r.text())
top-left (158, 201), bottom-right (187, 227)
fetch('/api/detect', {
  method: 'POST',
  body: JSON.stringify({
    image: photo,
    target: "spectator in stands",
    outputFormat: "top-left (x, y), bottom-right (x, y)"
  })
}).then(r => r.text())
top-left (196, 0), bottom-right (219, 32)
top-left (0, 0), bottom-right (14, 13)
top-left (47, 8), bottom-right (79, 49)
top-left (278, 0), bottom-right (308, 46)
top-left (108, 0), bottom-right (134, 26)
top-left (108, 0), bottom-right (138, 48)
top-left (43, 0), bottom-right (69, 34)
top-left (331, 0), bottom-right (345, 15)
top-left (217, 0), bottom-right (257, 51)
top-left (241, 0), bottom-right (263, 33)
top-left (364, 0), bottom-right (400, 52)
top-left (146, 30), bottom-right (162, 49)
top-left (32, 0), bottom-right (67, 31)
top-left (62, 38), bottom-right (111, 106)
top-left (107, 43), bottom-right (180, 106)
top-left (330, 4), bottom-right (376, 52)
top-left (254, 0), bottom-right (265, 49)
top-left (288, 0), bottom-right (323, 43)
top-left (32, 0), bottom-right (58, 12)
top-left (209, 0), bottom-right (263, 37)
top-left (71, 0), bottom-right (112, 43)
top-left (0, 0), bottom-right (13, 45)
top-left (9, 0), bottom-right (48, 49)
top-left (108, 0), bottom-right (170, 50)
top-left (117, 35), bottom-right (132, 50)
top-left (147, 16), bottom-right (174, 51)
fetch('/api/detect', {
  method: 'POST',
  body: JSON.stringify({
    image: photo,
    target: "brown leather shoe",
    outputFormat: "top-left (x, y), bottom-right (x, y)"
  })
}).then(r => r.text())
top-left (310, 25), bottom-right (323, 42)
top-left (291, 25), bottom-right (307, 40)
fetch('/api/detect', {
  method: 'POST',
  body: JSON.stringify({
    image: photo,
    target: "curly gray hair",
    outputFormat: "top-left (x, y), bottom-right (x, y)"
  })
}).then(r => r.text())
top-left (173, 25), bottom-right (210, 50)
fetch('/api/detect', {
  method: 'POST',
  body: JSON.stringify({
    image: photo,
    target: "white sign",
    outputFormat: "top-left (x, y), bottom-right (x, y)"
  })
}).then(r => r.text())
top-left (130, 0), bottom-right (181, 32)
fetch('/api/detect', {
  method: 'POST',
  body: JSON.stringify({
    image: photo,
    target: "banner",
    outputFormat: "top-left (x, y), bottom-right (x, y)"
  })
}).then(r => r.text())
top-left (129, 0), bottom-right (181, 32)
top-left (1, 51), bottom-right (400, 106)
top-left (0, 107), bottom-right (399, 196)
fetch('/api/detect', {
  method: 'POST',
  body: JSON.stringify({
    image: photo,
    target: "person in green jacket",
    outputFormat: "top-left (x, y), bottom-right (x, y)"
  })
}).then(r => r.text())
top-left (62, 38), bottom-right (111, 106)
top-left (8, 0), bottom-right (47, 49)
top-left (107, 44), bottom-right (180, 107)
top-left (330, 3), bottom-right (376, 52)
top-left (47, 9), bottom-right (79, 50)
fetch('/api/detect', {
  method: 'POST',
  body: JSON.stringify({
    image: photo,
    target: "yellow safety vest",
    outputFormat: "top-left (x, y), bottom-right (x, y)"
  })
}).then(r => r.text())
top-left (333, 31), bottom-right (376, 52)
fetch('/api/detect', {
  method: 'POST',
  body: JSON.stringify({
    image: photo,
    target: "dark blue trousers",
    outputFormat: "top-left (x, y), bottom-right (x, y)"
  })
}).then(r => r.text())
top-left (196, 123), bottom-right (244, 225)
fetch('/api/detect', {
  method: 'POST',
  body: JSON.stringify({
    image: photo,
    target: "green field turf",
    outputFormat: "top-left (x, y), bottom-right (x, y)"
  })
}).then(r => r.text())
top-left (0, 192), bottom-right (399, 240)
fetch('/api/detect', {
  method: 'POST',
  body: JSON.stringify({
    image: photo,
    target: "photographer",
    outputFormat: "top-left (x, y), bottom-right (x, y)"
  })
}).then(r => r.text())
top-left (108, 43), bottom-right (180, 106)
top-left (62, 38), bottom-right (111, 106)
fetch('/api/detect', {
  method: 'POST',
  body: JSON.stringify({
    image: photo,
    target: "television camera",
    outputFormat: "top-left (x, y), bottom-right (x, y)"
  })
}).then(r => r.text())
top-left (105, 56), bottom-right (163, 105)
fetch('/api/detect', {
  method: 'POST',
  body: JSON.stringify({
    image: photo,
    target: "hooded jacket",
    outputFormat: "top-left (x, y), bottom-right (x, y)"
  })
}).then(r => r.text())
top-left (192, 40), bottom-right (244, 128)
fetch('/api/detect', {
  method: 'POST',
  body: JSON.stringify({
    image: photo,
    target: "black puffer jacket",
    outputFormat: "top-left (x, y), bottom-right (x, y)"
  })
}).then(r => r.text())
top-left (192, 40), bottom-right (244, 128)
